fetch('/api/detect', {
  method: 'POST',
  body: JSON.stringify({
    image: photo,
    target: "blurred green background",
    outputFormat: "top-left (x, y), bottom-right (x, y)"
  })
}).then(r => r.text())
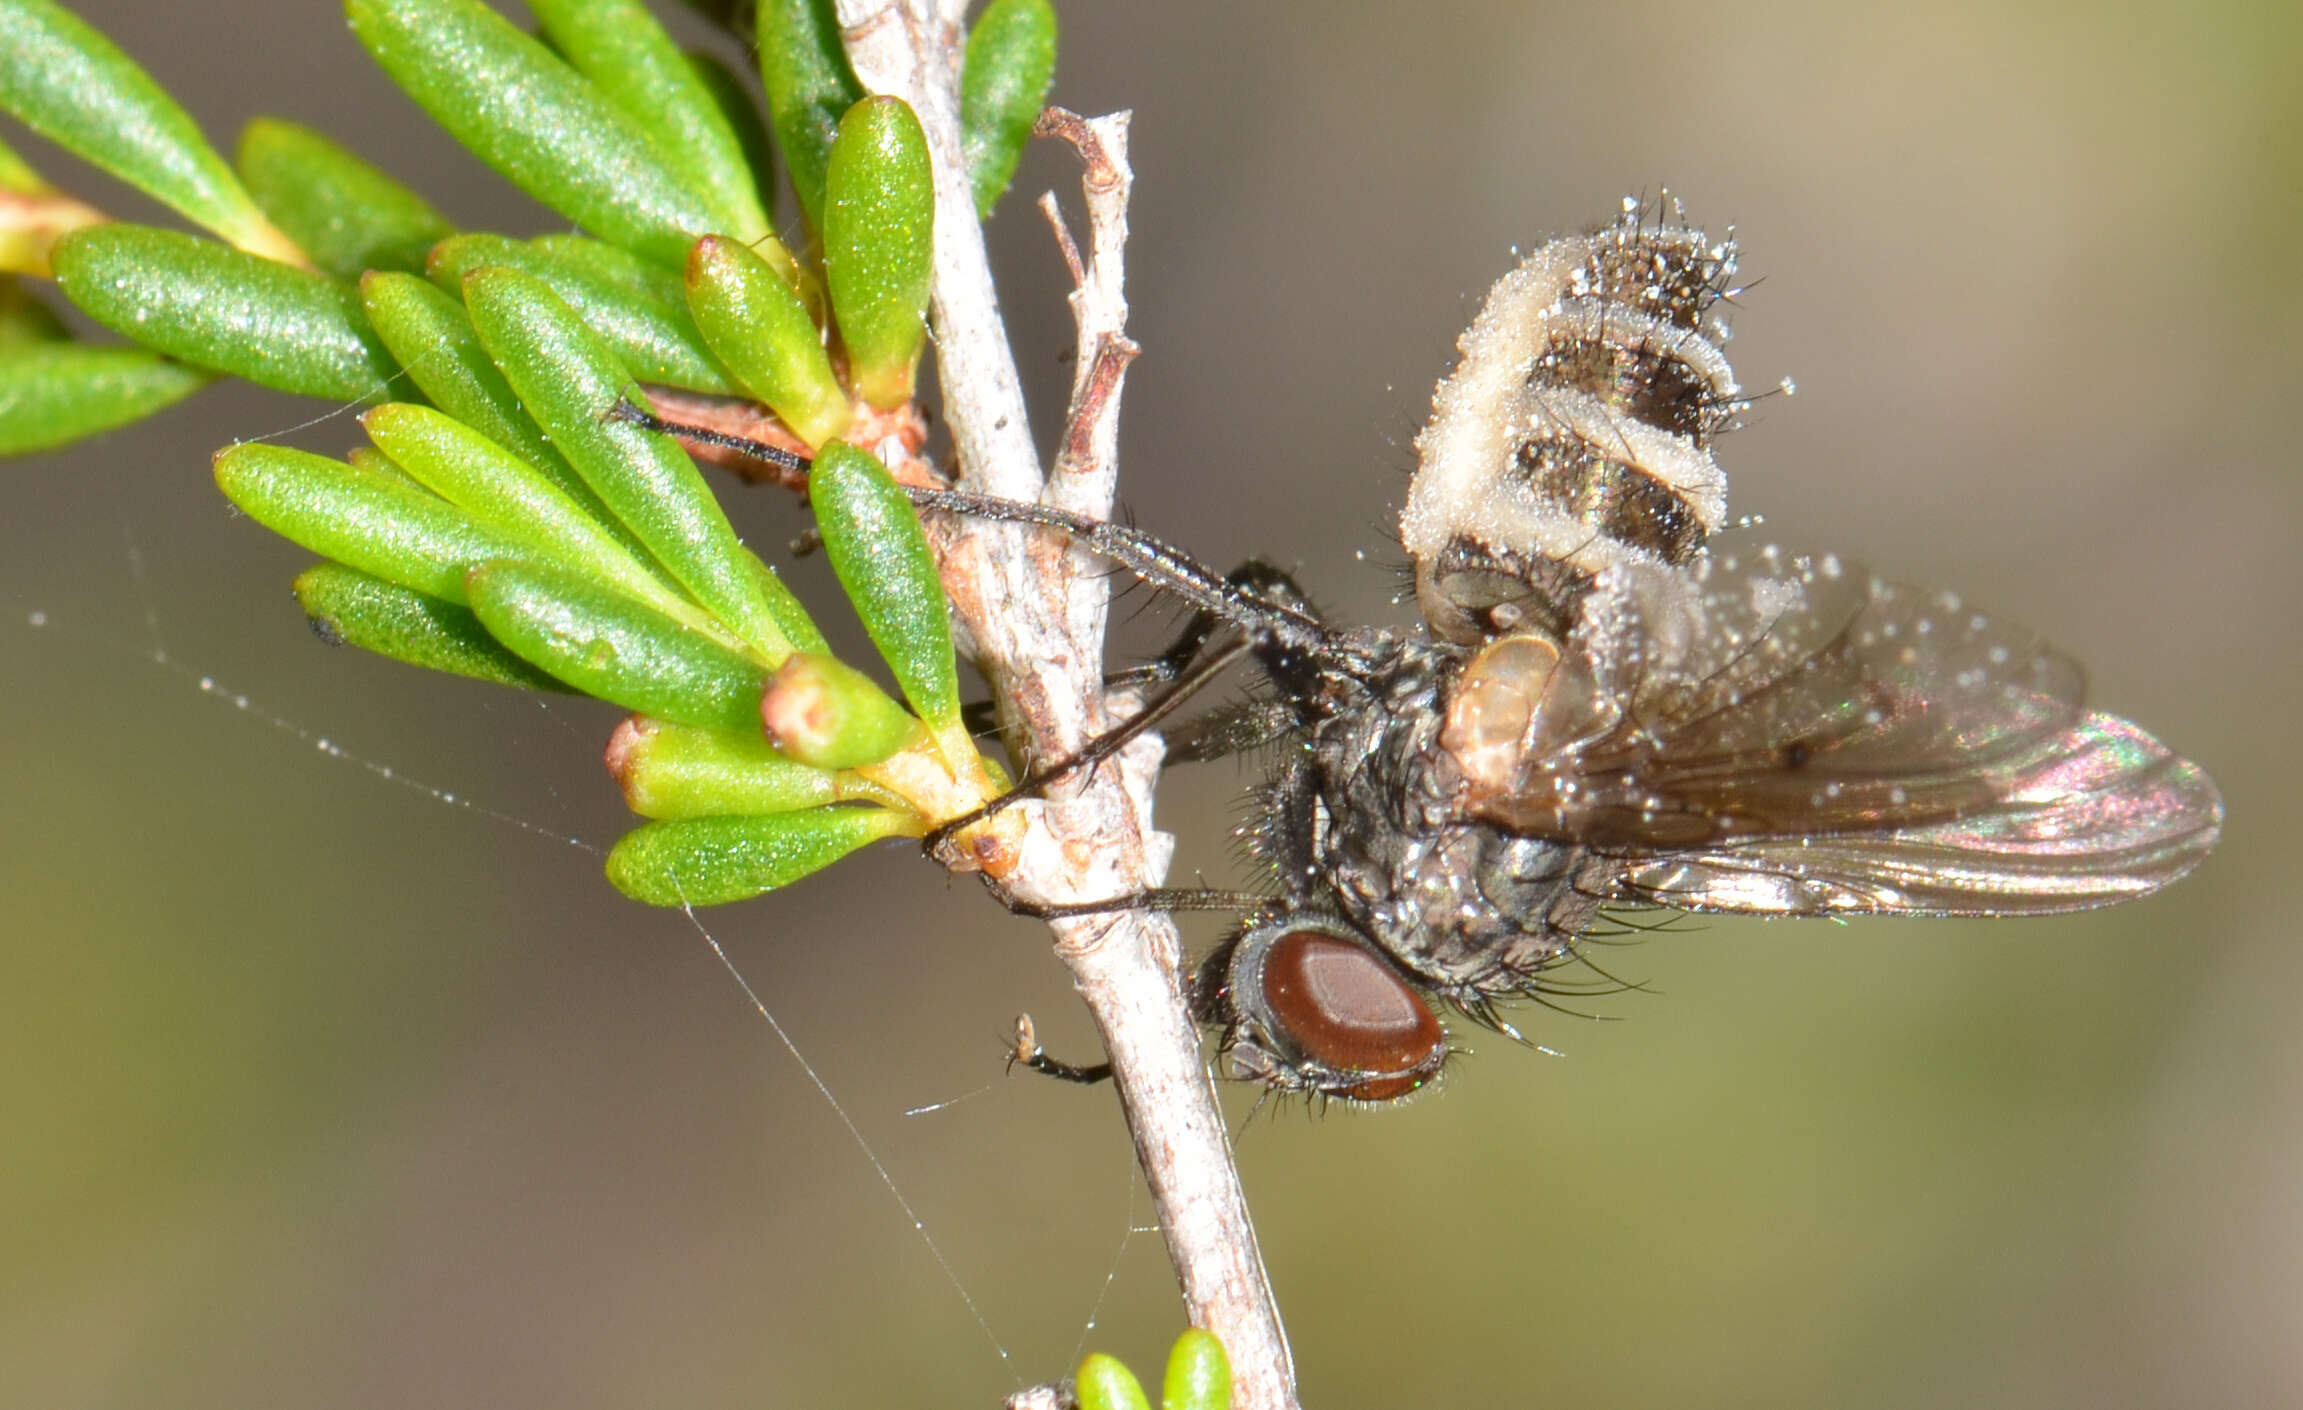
top-left (4, 1), bottom-right (2297, 1406)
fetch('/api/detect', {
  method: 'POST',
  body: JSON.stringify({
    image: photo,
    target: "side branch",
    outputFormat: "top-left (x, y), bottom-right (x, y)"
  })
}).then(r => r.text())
top-left (1031, 107), bottom-right (1138, 523)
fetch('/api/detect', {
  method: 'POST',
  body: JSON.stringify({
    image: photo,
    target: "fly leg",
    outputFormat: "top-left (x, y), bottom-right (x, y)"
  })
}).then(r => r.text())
top-left (1006, 1013), bottom-right (1111, 1086)
top-left (922, 634), bottom-right (1252, 862)
top-left (609, 398), bottom-right (1332, 648)
top-left (926, 555), bottom-right (1324, 853)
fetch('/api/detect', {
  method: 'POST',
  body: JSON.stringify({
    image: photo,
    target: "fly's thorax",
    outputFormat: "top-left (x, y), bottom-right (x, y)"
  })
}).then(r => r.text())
top-left (1352, 814), bottom-right (1597, 1003)
top-left (1302, 633), bottom-right (1458, 832)
top-left (1404, 199), bottom-right (1744, 645)
top-left (1300, 640), bottom-right (1598, 1003)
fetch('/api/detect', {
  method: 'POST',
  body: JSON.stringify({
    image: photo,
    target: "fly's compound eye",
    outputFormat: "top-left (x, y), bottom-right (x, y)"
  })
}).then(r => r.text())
top-left (1222, 917), bottom-right (1448, 1103)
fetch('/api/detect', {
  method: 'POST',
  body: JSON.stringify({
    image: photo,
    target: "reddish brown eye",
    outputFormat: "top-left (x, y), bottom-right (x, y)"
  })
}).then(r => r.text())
top-left (1258, 930), bottom-right (1446, 1102)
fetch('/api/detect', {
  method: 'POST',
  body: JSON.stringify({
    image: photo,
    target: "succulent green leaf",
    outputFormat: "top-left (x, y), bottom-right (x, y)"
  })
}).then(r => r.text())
top-left (685, 234), bottom-right (849, 447)
top-left (605, 807), bottom-right (917, 907)
top-left (822, 97), bottom-right (933, 410)
top-left (347, 0), bottom-right (721, 269)
top-left (214, 442), bottom-right (536, 602)
top-left (1076, 1354), bottom-right (1153, 1410)
top-left (960, 0), bottom-right (1056, 218)
top-left (465, 559), bottom-right (769, 730)
top-left (753, 0), bottom-right (861, 231)
top-left (607, 715), bottom-right (902, 820)
top-left (0, 344), bottom-right (206, 454)
top-left (1161, 1331), bottom-right (1231, 1410)
top-left (358, 269), bottom-right (673, 577)
top-left (807, 441), bottom-right (962, 754)
top-left (344, 442), bottom-right (425, 490)
top-left (50, 224), bottom-right (397, 401)
top-left (684, 49), bottom-right (779, 229)
top-left (360, 401), bottom-right (704, 622)
top-left (744, 549), bottom-right (828, 656)
top-left (759, 651), bottom-right (922, 771)
top-left (429, 232), bottom-right (732, 394)
top-left (357, 271), bottom-right (613, 518)
top-left (294, 561), bottom-right (568, 691)
top-left (0, 0), bottom-right (302, 262)
top-left (461, 265), bottom-right (792, 663)
top-left (236, 117), bottom-right (455, 280)
top-left (524, 0), bottom-right (770, 243)
top-left (0, 275), bottom-right (69, 345)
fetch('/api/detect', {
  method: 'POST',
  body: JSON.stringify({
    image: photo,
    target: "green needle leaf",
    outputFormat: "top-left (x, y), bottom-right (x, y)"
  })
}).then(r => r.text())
top-left (214, 442), bottom-right (535, 603)
top-left (1161, 1331), bottom-right (1231, 1410)
top-left (429, 232), bottom-right (733, 394)
top-left (51, 224), bottom-right (397, 401)
top-left (0, 0), bottom-right (303, 263)
top-left (466, 559), bottom-right (769, 730)
top-left (525, 0), bottom-right (770, 243)
top-left (461, 265), bottom-right (792, 663)
top-left (684, 48), bottom-right (779, 229)
top-left (758, 651), bottom-right (922, 771)
top-left (345, 443), bottom-right (423, 489)
top-left (754, 0), bottom-right (861, 232)
top-left (236, 117), bottom-right (455, 280)
top-left (606, 715), bottom-right (900, 819)
top-left (822, 96), bottom-right (933, 410)
top-left (960, 0), bottom-right (1056, 218)
top-left (294, 561), bottom-right (569, 691)
top-left (805, 441), bottom-right (964, 759)
top-left (0, 344), bottom-right (206, 454)
top-left (605, 807), bottom-right (918, 907)
top-left (360, 401), bottom-right (699, 621)
top-left (1076, 1354), bottom-right (1153, 1410)
top-left (743, 549), bottom-right (829, 656)
top-left (685, 234), bottom-right (849, 448)
top-left (358, 270), bottom-right (617, 524)
top-left (347, 0), bottom-right (722, 269)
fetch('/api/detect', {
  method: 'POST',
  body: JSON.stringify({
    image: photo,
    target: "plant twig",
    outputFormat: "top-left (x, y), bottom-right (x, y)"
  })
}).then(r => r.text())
top-left (1003, 1384), bottom-right (1076, 1410)
top-left (832, 6), bottom-right (1298, 1406)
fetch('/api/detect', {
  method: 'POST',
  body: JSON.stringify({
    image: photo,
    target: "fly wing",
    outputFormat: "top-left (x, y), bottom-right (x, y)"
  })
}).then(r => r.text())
top-left (1466, 547), bottom-right (2222, 911)
top-left (1605, 710), bottom-right (2223, 915)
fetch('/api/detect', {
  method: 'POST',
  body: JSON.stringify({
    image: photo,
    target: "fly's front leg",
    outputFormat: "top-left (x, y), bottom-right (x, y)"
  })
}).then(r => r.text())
top-left (969, 869), bottom-right (1270, 922)
top-left (927, 556), bottom-right (1323, 858)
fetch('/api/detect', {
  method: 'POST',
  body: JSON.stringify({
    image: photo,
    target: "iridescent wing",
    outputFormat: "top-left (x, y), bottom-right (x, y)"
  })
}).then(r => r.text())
top-left (1460, 547), bottom-right (2222, 916)
top-left (1606, 708), bottom-right (2221, 915)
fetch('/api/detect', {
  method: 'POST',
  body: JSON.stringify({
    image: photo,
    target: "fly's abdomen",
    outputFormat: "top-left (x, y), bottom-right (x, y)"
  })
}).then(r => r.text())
top-left (1404, 197), bottom-right (1747, 646)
